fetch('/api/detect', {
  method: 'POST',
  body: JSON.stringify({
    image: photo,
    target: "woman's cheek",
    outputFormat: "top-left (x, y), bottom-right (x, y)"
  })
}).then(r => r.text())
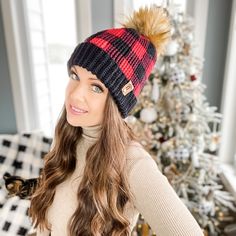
top-left (65, 82), bottom-right (73, 100)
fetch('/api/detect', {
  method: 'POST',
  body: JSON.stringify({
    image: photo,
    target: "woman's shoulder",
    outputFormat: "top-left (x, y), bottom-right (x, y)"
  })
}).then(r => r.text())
top-left (127, 140), bottom-right (150, 156)
top-left (126, 140), bottom-right (155, 171)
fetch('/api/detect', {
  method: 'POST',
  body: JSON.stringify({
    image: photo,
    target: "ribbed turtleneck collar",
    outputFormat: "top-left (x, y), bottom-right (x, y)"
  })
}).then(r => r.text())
top-left (81, 124), bottom-right (102, 143)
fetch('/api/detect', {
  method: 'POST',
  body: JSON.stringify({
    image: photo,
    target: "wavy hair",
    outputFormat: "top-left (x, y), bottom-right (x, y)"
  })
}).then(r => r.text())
top-left (29, 94), bottom-right (138, 236)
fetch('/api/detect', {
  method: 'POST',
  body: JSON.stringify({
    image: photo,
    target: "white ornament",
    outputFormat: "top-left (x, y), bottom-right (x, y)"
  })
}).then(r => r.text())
top-left (209, 142), bottom-right (217, 152)
top-left (186, 65), bottom-right (196, 75)
top-left (155, 133), bottom-right (162, 139)
top-left (165, 40), bottom-right (179, 56)
top-left (140, 107), bottom-right (157, 123)
top-left (184, 33), bottom-right (193, 44)
top-left (151, 79), bottom-right (159, 102)
top-left (125, 115), bottom-right (137, 125)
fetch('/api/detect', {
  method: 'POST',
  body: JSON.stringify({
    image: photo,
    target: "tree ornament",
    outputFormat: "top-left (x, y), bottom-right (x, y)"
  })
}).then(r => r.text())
top-left (190, 75), bottom-right (197, 81)
top-left (208, 142), bottom-right (217, 152)
top-left (175, 146), bottom-right (191, 162)
top-left (186, 65), bottom-right (197, 75)
top-left (140, 107), bottom-right (157, 123)
top-left (184, 33), bottom-right (193, 44)
top-left (167, 146), bottom-right (190, 162)
top-left (168, 66), bottom-right (185, 84)
top-left (164, 40), bottom-right (179, 56)
top-left (125, 115), bottom-right (137, 125)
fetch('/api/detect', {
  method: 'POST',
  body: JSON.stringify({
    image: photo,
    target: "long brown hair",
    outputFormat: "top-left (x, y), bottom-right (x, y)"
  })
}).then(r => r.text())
top-left (29, 94), bottom-right (138, 235)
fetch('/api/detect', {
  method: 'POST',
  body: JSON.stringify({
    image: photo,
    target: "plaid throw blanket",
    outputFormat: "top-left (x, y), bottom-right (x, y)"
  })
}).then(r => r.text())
top-left (0, 132), bottom-right (52, 236)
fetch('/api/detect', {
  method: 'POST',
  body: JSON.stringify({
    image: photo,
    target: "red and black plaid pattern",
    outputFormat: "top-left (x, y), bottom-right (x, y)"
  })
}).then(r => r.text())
top-left (67, 28), bottom-right (157, 118)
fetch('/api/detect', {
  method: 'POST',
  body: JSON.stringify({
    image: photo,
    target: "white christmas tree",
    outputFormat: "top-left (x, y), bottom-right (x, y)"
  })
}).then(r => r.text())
top-left (128, 6), bottom-right (236, 236)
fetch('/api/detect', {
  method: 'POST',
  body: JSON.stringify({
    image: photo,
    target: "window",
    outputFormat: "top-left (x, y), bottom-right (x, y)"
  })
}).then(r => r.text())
top-left (2, 0), bottom-right (93, 136)
top-left (2, 0), bottom-right (76, 135)
top-left (41, 0), bottom-right (77, 130)
top-left (25, 0), bottom-right (53, 135)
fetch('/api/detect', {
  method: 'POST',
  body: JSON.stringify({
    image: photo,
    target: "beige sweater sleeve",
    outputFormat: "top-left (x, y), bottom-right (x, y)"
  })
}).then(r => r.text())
top-left (129, 153), bottom-right (204, 236)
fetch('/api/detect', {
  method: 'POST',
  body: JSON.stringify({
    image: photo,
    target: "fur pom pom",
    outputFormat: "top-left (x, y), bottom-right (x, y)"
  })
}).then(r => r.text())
top-left (122, 5), bottom-right (171, 55)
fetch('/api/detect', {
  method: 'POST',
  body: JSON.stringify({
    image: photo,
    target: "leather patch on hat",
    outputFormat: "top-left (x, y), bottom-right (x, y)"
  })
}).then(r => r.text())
top-left (122, 81), bottom-right (134, 96)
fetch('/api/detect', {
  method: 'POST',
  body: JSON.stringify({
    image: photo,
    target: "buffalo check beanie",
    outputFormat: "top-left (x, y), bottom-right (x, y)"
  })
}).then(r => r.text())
top-left (67, 6), bottom-right (170, 118)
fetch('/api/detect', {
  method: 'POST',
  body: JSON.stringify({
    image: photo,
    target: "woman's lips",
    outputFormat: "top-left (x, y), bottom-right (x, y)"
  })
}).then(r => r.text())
top-left (69, 105), bottom-right (88, 115)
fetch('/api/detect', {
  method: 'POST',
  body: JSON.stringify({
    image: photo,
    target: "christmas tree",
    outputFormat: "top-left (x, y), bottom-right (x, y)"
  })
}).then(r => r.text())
top-left (128, 6), bottom-right (236, 236)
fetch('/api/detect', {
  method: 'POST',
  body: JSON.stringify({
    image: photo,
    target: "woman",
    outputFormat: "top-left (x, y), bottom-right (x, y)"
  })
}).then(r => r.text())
top-left (29, 5), bottom-right (204, 236)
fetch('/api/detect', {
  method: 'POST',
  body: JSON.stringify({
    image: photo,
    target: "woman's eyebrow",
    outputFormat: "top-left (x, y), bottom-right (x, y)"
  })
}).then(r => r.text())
top-left (70, 67), bottom-right (104, 86)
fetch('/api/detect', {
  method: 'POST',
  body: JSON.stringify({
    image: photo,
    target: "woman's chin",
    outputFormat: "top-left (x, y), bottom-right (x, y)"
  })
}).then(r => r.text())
top-left (66, 115), bottom-right (81, 127)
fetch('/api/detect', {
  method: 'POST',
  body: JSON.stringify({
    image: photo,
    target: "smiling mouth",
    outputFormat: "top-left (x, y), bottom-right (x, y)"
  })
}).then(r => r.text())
top-left (70, 105), bottom-right (88, 114)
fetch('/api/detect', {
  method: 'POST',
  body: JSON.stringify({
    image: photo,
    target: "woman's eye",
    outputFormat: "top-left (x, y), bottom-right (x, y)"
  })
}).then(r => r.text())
top-left (92, 85), bottom-right (103, 93)
top-left (70, 73), bottom-right (79, 80)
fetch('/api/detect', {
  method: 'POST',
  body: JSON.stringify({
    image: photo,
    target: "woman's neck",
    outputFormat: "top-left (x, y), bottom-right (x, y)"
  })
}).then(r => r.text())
top-left (81, 124), bottom-right (102, 143)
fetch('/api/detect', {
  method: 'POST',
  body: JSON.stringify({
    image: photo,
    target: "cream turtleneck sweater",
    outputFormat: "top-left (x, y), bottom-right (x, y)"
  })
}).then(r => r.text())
top-left (36, 124), bottom-right (204, 236)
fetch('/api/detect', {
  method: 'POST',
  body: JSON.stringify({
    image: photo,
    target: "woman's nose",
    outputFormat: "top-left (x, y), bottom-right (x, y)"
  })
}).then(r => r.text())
top-left (70, 82), bottom-right (86, 102)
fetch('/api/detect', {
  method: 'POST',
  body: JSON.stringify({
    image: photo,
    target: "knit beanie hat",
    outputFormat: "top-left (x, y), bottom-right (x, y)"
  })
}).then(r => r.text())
top-left (67, 6), bottom-right (170, 118)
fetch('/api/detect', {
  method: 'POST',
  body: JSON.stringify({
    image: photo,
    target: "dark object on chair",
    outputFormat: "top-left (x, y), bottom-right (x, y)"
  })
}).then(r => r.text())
top-left (3, 172), bottom-right (39, 199)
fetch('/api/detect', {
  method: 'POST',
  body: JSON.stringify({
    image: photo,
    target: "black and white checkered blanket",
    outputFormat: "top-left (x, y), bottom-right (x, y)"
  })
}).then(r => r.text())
top-left (0, 132), bottom-right (52, 236)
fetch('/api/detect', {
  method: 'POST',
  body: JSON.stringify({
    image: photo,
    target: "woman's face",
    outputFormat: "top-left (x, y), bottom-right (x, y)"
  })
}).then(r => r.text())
top-left (65, 65), bottom-right (109, 127)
